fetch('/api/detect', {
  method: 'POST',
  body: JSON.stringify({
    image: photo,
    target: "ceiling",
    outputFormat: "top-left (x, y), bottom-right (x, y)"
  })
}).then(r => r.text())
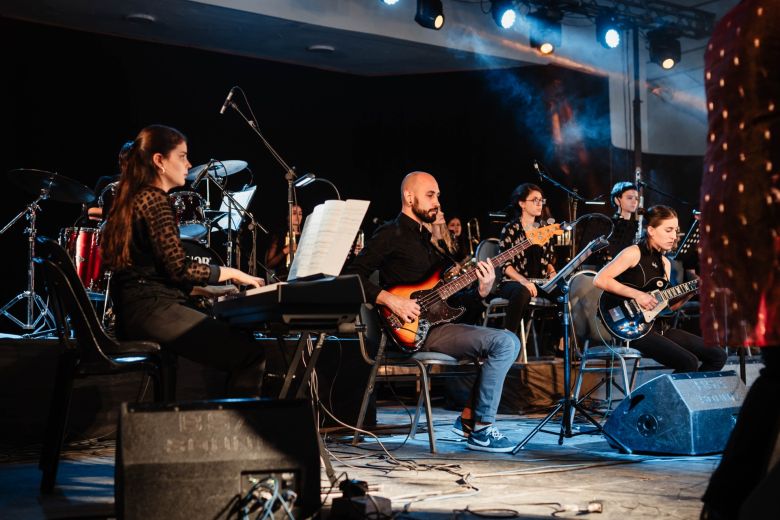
top-left (0, 0), bottom-right (739, 77)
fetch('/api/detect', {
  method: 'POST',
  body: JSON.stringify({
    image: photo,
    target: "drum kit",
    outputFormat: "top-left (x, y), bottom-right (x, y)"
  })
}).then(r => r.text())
top-left (1, 161), bottom-right (252, 334)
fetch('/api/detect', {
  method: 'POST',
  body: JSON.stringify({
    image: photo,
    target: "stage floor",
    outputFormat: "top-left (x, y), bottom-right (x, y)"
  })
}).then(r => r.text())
top-left (0, 407), bottom-right (718, 519)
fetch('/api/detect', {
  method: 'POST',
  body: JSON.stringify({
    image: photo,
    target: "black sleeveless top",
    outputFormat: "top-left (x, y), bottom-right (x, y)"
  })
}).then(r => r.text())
top-left (616, 241), bottom-right (667, 289)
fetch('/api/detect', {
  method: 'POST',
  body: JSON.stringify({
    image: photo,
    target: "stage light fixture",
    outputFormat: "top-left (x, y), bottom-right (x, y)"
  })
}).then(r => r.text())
top-left (415, 0), bottom-right (445, 30)
top-left (648, 29), bottom-right (681, 70)
top-left (381, 0), bottom-right (400, 5)
top-left (528, 9), bottom-right (562, 55)
top-left (491, 0), bottom-right (517, 30)
top-left (596, 15), bottom-right (621, 49)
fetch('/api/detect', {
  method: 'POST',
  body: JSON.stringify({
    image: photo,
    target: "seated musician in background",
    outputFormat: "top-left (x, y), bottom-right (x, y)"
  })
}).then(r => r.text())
top-left (446, 215), bottom-right (470, 261)
top-left (264, 204), bottom-right (304, 281)
top-left (593, 205), bottom-right (726, 373)
top-left (75, 141), bottom-right (131, 227)
top-left (344, 171), bottom-right (521, 452)
top-left (101, 124), bottom-right (267, 396)
top-left (497, 183), bottom-right (557, 339)
top-left (607, 181), bottom-right (641, 260)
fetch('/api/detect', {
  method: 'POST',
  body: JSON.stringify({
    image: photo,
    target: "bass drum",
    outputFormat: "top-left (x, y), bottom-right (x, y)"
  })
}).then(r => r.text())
top-left (567, 269), bottom-right (612, 344)
top-left (181, 239), bottom-right (224, 267)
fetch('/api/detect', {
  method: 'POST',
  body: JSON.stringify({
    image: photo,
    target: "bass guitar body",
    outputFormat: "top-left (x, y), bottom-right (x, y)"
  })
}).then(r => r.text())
top-left (379, 271), bottom-right (464, 353)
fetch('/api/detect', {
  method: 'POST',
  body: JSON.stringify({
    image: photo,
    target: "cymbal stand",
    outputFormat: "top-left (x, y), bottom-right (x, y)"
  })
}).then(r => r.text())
top-left (202, 171), bottom-right (268, 275)
top-left (0, 191), bottom-right (55, 335)
top-left (512, 276), bottom-right (630, 453)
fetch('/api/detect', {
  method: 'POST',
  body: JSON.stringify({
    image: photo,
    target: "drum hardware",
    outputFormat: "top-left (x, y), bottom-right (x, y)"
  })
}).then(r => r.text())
top-left (189, 161), bottom-right (268, 273)
top-left (2, 169), bottom-right (95, 334)
top-left (170, 191), bottom-right (208, 240)
top-left (98, 181), bottom-right (119, 221)
top-left (187, 159), bottom-right (248, 218)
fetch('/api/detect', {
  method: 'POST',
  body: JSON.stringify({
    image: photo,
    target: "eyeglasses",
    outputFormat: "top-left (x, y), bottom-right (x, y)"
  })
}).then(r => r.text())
top-left (523, 198), bottom-right (546, 205)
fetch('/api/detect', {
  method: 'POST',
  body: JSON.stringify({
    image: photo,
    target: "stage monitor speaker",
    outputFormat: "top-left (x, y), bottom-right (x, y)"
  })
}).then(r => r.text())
top-left (116, 398), bottom-right (320, 519)
top-left (603, 371), bottom-right (746, 455)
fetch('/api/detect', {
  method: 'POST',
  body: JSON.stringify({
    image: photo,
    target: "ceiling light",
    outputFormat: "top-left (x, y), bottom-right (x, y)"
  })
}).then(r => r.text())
top-left (648, 29), bottom-right (681, 70)
top-left (415, 0), bottom-right (445, 30)
top-left (596, 15), bottom-right (621, 49)
top-left (381, 0), bottom-right (400, 5)
top-left (491, 0), bottom-right (517, 30)
top-left (528, 9), bottom-right (562, 55)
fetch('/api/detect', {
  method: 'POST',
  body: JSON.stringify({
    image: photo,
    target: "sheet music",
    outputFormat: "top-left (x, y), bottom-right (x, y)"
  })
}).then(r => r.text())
top-left (215, 186), bottom-right (257, 231)
top-left (287, 199), bottom-right (370, 280)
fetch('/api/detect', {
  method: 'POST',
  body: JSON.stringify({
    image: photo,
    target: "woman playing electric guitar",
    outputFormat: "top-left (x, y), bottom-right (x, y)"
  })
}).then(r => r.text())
top-left (593, 205), bottom-right (726, 372)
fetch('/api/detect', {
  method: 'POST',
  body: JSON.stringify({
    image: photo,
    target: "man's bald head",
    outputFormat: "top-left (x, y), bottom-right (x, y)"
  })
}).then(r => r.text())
top-left (400, 171), bottom-right (440, 224)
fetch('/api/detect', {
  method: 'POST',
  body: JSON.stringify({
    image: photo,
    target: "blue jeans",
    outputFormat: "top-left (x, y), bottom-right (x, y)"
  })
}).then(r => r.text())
top-left (424, 323), bottom-right (520, 423)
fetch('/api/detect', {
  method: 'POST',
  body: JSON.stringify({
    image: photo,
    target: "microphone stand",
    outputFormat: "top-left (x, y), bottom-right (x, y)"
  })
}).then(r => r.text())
top-left (222, 90), bottom-right (298, 266)
top-left (201, 170), bottom-right (268, 276)
top-left (535, 162), bottom-right (588, 259)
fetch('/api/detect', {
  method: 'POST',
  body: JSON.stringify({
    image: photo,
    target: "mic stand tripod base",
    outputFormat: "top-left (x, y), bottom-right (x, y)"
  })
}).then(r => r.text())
top-left (511, 280), bottom-right (632, 455)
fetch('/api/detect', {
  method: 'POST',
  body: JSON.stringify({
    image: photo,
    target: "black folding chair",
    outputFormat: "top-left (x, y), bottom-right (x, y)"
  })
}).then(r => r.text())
top-left (34, 237), bottom-right (175, 493)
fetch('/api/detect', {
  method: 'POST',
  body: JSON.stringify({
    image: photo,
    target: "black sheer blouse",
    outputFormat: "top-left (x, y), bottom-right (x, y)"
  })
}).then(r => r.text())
top-left (112, 186), bottom-right (220, 342)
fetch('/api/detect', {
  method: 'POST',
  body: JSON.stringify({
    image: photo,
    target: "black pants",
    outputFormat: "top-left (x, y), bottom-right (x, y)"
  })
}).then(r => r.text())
top-left (497, 281), bottom-right (532, 334)
top-left (631, 328), bottom-right (727, 372)
top-left (165, 317), bottom-right (266, 397)
top-left (702, 347), bottom-right (780, 518)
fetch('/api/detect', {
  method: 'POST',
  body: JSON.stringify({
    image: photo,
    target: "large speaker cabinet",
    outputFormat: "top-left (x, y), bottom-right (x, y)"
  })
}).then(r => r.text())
top-left (603, 371), bottom-right (746, 455)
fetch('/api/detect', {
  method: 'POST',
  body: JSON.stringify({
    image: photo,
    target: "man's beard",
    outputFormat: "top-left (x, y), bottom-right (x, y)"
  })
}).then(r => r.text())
top-left (412, 198), bottom-right (437, 224)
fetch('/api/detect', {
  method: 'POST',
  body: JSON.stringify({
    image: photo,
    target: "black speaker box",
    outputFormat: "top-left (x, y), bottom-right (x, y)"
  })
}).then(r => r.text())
top-left (603, 371), bottom-right (746, 455)
top-left (116, 398), bottom-right (320, 519)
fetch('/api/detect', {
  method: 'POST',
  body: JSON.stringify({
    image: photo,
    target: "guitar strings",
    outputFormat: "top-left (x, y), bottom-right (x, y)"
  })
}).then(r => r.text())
top-left (414, 236), bottom-right (535, 309)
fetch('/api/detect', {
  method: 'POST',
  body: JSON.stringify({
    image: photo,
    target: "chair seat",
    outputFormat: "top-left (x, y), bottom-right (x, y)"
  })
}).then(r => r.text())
top-left (529, 296), bottom-right (555, 307)
top-left (582, 345), bottom-right (642, 359)
top-left (107, 340), bottom-right (162, 356)
top-left (409, 351), bottom-right (467, 365)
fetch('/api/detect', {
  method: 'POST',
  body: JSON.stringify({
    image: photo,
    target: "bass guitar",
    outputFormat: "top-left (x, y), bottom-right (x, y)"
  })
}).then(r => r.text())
top-left (598, 277), bottom-right (700, 340)
top-left (380, 223), bottom-right (563, 352)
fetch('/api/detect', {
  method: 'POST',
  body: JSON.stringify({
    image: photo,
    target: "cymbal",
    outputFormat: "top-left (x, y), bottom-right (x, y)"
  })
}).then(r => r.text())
top-left (186, 160), bottom-right (248, 182)
top-left (7, 168), bottom-right (95, 204)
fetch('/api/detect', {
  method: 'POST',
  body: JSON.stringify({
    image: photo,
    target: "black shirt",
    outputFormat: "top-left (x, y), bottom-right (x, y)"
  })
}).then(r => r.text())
top-left (343, 212), bottom-right (480, 309)
top-left (616, 241), bottom-right (667, 289)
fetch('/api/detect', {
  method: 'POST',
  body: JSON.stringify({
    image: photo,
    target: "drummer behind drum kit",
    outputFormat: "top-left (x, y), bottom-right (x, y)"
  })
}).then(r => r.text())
top-left (1, 161), bottom-right (252, 334)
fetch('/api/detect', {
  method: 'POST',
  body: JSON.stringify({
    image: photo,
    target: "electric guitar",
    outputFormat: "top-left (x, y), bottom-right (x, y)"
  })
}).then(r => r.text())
top-left (598, 277), bottom-right (700, 340)
top-left (380, 223), bottom-right (563, 352)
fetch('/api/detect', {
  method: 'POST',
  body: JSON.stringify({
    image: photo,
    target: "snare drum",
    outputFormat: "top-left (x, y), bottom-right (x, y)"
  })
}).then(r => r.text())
top-left (170, 191), bottom-right (207, 240)
top-left (59, 227), bottom-right (105, 293)
top-left (98, 181), bottom-right (119, 221)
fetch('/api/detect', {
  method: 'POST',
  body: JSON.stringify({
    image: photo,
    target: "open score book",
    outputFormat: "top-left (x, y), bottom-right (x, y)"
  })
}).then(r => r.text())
top-left (287, 199), bottom-right (370, 281)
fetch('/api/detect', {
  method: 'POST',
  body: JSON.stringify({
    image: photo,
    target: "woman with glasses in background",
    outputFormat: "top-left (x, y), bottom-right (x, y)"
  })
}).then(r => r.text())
top-left (497, 183), bottom-right (557, 341)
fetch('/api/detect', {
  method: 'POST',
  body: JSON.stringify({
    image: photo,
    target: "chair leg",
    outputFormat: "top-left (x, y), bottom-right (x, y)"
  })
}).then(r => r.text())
top-left (417, 363), bottom-right (437, 454)
top-left (409, 379), bottom-right (425, 441)
top-left (519, 320), bottom-right (529, 363)
top-left (39, 350), bottom-right (77, 494)
top-left (352, 334), bottom-right (387, 446)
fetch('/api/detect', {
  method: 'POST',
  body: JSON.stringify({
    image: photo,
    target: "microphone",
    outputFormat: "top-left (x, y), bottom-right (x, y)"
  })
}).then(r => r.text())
top-left (533, 161), bottom-right (543, 182)
top-left (191, 159), bottom-right (214, 189)
top-left (636, 180), bottom-right (647, 188)
top-left (219, 87), bottom-right (236, 115)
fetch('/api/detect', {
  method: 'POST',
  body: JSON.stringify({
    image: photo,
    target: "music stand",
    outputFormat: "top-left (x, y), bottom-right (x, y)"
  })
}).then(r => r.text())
top-left (513, 237), bottom-right (630, 453)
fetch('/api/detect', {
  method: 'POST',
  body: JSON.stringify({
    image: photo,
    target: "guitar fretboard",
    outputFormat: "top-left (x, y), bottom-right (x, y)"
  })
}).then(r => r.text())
top-left (436, 238), bottom-right (533, 300)
top-left (659, 279), bottom-right (700, 302)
